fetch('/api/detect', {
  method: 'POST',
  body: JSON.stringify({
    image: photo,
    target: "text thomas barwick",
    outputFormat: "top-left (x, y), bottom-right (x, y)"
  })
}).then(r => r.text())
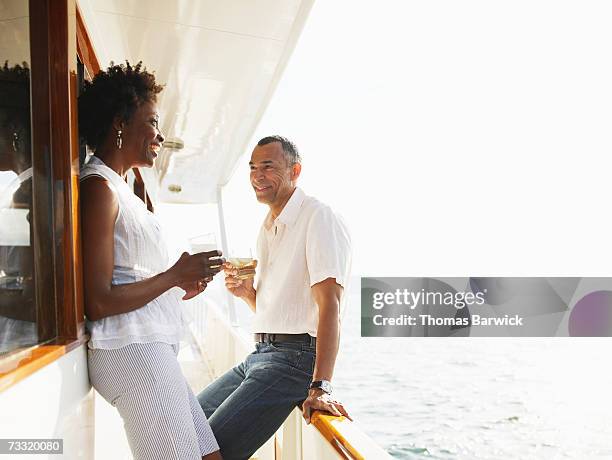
top-left (372, 314), bottom-right (524, 327)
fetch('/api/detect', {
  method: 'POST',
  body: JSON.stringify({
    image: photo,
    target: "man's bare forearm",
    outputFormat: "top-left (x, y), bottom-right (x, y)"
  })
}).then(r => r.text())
top-left (313, 306), bottom-right (340, 381)
top-left (311, 278), bottom-right (343, 381)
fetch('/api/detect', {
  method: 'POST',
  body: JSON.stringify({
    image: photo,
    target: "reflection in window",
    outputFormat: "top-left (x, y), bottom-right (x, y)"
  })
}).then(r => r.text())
top-left (0, 61), bottom-right (36, 355)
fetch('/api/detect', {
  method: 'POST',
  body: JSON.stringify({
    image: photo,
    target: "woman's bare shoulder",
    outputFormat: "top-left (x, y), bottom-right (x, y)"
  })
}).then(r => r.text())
top-left (80, 176), bottom-right (118, 221)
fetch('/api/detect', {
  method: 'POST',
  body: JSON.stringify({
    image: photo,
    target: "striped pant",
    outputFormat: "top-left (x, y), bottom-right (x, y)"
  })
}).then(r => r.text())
top-left (88, 342), bottom-right (219, 459)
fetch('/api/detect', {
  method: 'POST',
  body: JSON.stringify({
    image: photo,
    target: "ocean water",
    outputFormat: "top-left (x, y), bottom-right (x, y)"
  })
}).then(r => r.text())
top-left (333, 282), bottom-right (612, 460)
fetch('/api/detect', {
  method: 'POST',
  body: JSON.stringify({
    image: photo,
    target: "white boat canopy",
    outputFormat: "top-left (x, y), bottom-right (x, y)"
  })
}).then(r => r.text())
top-left (78, 0), bottom-right (314, 204)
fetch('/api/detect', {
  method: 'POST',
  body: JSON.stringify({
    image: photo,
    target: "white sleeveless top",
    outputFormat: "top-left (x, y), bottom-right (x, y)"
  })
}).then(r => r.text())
top-left (80, 155), bottom-right (186, 349)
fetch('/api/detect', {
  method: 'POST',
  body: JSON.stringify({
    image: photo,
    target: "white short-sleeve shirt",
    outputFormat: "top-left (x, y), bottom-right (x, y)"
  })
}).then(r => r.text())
top-left (252, 187), bottom-right (352, 336)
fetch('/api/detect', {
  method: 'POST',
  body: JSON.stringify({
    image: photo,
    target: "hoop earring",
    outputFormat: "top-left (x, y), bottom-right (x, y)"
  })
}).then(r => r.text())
top-left (12, 132), bottom-right (19, 152)
top-left (116, 129), bottom-right (123, 149)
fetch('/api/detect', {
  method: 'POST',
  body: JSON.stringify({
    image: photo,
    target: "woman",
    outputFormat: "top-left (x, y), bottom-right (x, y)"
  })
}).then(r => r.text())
top-left (79, 62), bottom-right (222, 460)
top-left (0, 62), bottom-right (36, 354)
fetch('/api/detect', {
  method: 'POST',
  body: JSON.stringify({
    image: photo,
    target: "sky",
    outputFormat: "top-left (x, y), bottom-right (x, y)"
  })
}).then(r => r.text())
top-left (222, 0), bottom-right (612, 277)
top-left (3, 1), bottom-right (612, 279)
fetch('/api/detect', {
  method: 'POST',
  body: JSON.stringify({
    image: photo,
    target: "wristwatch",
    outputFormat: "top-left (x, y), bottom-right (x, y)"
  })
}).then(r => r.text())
top-left (309, 380), bottom-right (332, 394)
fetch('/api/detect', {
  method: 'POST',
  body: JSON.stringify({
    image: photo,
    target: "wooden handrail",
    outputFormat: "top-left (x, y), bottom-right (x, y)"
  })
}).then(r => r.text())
top-left (310, 411), bottom-right (392, 460)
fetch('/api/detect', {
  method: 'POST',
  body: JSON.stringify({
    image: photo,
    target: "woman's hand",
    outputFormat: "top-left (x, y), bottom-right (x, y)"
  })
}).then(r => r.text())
top-left (178, 276), bottom-right (213, 300)
top-left (170, 251), bottom-right (224, 287)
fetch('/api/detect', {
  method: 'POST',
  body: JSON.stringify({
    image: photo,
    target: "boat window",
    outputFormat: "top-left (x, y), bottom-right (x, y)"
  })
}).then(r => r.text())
top-left (0, 0), bottom-right (38, 357)
top-left (1, 1), bottom-right (86, 367)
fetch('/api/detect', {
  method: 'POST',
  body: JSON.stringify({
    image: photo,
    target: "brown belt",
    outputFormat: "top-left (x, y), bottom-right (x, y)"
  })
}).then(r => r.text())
top-left (254, 333), bottom-right (316, 346)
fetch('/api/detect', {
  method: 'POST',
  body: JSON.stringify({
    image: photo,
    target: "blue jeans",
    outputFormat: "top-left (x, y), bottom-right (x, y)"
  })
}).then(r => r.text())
top-left (197, 341), bottom-right (315, 460)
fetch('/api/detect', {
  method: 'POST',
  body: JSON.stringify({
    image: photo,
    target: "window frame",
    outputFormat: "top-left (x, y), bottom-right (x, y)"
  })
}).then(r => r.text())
top-left (0, 0), bottom-right (88, 392)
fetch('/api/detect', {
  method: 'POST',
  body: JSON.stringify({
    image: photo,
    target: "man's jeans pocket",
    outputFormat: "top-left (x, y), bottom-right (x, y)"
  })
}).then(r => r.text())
top-left (256, 342), bottom-right (315, 375)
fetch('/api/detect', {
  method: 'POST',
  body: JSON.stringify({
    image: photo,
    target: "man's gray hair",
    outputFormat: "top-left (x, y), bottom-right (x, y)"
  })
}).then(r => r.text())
top-left (257, 135), bottom-right (301, 166)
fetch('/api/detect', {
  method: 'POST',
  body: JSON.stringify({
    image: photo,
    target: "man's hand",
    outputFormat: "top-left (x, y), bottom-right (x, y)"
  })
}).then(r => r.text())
top-left (223, 262), bottom-right (257, 300)
top-left (302, 389), bottom-right (352, 424)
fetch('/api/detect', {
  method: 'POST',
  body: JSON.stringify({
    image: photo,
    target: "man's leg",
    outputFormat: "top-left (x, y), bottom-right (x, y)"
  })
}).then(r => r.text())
top-left (205, 343), bottom-right (315, 460)
top-left (197, 361), bottom-right (246, 419)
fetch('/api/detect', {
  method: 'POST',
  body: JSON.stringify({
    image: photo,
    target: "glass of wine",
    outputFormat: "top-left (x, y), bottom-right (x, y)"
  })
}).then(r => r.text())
top-left (188, 232), bottom-right (218, 253)
top-left (188, 232), bottom-right (223, 269)
top-left (227, 245), bottom-right (256, 280)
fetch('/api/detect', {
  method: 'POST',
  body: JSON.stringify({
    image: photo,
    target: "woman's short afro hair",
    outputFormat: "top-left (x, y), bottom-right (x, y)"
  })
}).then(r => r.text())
top-left (78, 61), bottom-right (163, 152)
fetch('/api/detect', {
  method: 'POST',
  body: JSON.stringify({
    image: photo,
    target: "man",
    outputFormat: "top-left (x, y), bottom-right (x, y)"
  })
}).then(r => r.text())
top-left (197, 135), bottom-right (352, 460)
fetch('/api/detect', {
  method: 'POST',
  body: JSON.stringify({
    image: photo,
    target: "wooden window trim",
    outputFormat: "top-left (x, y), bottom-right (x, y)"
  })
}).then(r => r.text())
top-left (30, 0), bottom-right (85, 342)
top-left (0, 0), bottom-right (85, 393)
top-left (30, 0), bottom-right (57, 344)
top-left (76, 3), bottom-right (100, 80)
top-left (0, 337), bottom-right (87, 393)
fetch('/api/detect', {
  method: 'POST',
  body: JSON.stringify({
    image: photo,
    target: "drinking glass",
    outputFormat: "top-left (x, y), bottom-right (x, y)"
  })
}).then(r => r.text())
top-left (188, 232), bottom-right (218, 254)
top-left (227, 245), bottom-right (256, 280)
top-left (189, 232), bottom-right (223, 269)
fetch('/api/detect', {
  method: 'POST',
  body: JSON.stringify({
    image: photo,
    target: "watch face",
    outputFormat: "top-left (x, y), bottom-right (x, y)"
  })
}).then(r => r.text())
top-left (310, 380), bottom-right (332, 393)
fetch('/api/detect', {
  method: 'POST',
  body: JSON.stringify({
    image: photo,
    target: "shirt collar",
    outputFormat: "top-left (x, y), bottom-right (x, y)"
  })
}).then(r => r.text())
top-left (264, 187), bottom-right (305, 230)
